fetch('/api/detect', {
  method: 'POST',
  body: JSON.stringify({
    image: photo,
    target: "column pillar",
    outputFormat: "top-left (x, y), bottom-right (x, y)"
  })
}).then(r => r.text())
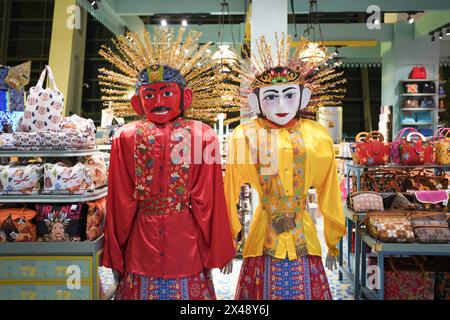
top-left (250, 0), bottom-right (288, 57)
top-left (48, 0), bottom-right (88, 116)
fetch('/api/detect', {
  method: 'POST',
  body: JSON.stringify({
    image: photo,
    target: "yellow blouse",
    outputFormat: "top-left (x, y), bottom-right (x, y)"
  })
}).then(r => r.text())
top-left (225, 118), bottom-right (346, 260)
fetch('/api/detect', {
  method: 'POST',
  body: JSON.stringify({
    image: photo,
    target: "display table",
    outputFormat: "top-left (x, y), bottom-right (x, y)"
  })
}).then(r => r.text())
top-left (338, 205), bottom-right (366, 300)
top-left (360, 234), bottom-right (450, 300)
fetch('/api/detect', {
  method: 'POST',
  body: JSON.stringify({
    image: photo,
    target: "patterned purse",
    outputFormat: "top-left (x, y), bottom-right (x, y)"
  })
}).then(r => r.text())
top-left (349, 191), bottom-right (384, 212)
top-left (22, 65), bottom-right (64, 132)
top-left (355, 131), bottom-right (390, 166)
top-left (271, 212), bottom-right (296, 235)
top-left (365, 210), bottom-right (415, 243)
top-left (390, 127), bottom-right (418, 165)
top-left (399, 132), bottom-right (435, 165)
top-left (409, 212), bottom-right (450, 244)
top-left (433, 128), bottom-right (450, 165)
top-left (350, 132), bottom-right (368, 164)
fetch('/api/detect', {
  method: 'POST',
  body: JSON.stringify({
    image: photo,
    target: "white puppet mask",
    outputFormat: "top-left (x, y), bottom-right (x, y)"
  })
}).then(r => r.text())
top-left (248, 83), bottom-right (312, 126)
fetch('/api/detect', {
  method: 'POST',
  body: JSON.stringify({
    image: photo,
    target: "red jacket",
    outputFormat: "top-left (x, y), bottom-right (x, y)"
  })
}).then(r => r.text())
top-left (102, 118), bottom-right (235, 279)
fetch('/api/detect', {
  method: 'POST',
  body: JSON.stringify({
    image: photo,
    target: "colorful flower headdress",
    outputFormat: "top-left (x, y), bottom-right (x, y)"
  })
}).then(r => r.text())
top-left (98, 27), bottom-right (243, 123)
top-left (44, 211), bottom-right (71, 230)
top-left (232, 34), bottom-right (347, 118)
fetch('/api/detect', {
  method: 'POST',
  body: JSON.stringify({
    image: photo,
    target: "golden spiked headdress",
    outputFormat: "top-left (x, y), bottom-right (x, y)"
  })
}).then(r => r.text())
top-left (233, 34), bottom-right (347, 118)
top-left (98, 27), bottom-right (243, 123)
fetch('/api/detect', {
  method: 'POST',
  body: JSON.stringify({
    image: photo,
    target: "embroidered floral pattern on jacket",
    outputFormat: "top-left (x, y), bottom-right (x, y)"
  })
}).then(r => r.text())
top-left (134, 118), bottom-right (191, 215)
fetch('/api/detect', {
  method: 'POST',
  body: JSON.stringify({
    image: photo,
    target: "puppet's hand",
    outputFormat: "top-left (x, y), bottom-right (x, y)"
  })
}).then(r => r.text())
top-left (325, 253), bottom-right (338, 271)
top-left (220, 260), bottom-right (233, 275)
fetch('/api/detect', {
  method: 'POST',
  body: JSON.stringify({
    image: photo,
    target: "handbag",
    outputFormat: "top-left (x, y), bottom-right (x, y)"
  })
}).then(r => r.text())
top-left (398, 132), bottom-right (435, 165)
top-left (4, 61), bottom-right (31, 90)
top-left (349, 191), bottom-right (384, 212)
top-left (43, 162), bottom-right (94, 195)
top-left (409, 212), bottom-right (450, 244)
top-left (420, 97), bottom-right (435, 108)
top-left (0, 164), bottom-right (43, 194)
top-left (22, 65), bottom-right (64, 132)
top-left (35, 203), bottom-right (85, 242)
top-left (84, 155), bottom-right (107, 188)
top-left (403, 98), bottom-right (420, 108)
top-left (365, 210), bottom-right (415, 243)
top-left (409, 66), bottom-right (427, 79)
top-left (390, 127), bottom-right (418, 165)
top-left (404, 83), bottom-right (419, 93)
top-left (412, 190), bottom-right (449, 211)
top-left (407, 168), bottom-right (449, 190)
top-left (86, 198), bottom-right (106, 241)
top-left (421, 82), bottom-right (436, 94)
top-left (356, 169), bottom-right (410, 193)
top-left (355, 131), bottom-right (390, 166)
top-left (271, 212), bottom-right (296, 235)
top-left (390, 192), bottom-right (416, 210)
top-left (350, 132), bottom-right (368, 164)
top-left (432, 128), bottom-right (450, 165)
top-left (0, 207), bottom-right (37, 242)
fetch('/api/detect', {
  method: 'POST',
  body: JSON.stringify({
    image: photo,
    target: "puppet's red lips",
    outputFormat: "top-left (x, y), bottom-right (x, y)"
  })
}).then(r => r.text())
top-left (151, 106), bottom-right (171, 114)
top-left (275, 113), bottom-right (289, 117)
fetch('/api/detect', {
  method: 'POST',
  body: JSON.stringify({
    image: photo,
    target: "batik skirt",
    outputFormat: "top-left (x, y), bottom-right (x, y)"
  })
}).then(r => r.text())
top-left (115, 270), bottom-right (216, 300)
top-left (235, 255), bottom-right (332, 300)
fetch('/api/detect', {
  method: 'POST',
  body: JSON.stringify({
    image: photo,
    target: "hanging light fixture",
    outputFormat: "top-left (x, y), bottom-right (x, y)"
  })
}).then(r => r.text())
top-left (407, 13), bottom-right (414, 24)
top-left (213, 0), bottom-right (238, 73)
top-left (301, 0), bottom-right (327, 63)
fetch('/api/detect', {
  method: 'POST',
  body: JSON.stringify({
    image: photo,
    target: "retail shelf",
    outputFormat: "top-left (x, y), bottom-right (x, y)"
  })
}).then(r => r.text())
top-left (362, 233), bottom-right (450, 255)
top-left (345, 161), bottom-right (450, 170)
top-left (439, 95), bottom-right (447, 98)
top-left (400, 108), bottom-right (435, 111)
top-left (439, 109), bottom-right (447, 113)
top-left (0, 235), bottom-right (104, 255)
top-left (0, 186), bottom-right (107, 203)
top-left (440, 80), bottom-right (447, 84)
top-left (401, 93), bottom-right (437, 96)
top-left (400, 122), bottom-right (434, 126)
top-left (401, 79), bottom-right (437, 82)
top-left (0, 149), bottom-right (99, 158)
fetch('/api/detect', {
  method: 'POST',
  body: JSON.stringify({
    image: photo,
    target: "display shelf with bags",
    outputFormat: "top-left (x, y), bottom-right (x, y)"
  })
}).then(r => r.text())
top-left (399, 79), bottom-right (439, 133)
top-left (0, 145), bottom-right (108, 300)
top-left (339, 160), bottom-right (450, 299)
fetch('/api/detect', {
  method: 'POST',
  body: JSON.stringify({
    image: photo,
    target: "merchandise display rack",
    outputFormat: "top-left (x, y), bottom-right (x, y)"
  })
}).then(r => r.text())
top-left (399, 79), bottom-right (439, 134)
top-left (339, 161), bottom-right (450, 300)
top-left (0, 147), bottom-right (106, 300)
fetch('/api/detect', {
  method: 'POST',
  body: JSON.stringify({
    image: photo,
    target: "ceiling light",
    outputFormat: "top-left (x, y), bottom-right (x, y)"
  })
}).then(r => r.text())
top-left (161, 19), bottom-right (167, 27)
top-left (407, 13), bottom-right (414, 24)
top-left (181, 19), bottom-right (188, 27)
top-left (431, 33), bottom-right (436, 42)
top-left (91, 0), bottom-right (100, 10)
top-left (439, 30), bottom-right (444, 39)
top-left (446, 27), bottom-right (450, 36)
top-left (374, 18), bottom-right (380, 25)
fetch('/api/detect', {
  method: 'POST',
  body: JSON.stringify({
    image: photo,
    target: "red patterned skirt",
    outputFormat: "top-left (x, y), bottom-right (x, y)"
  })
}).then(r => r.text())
top-left (235, 255), bottom-right (332, 300)
top-left (115, 270), bottom-right (216, 300)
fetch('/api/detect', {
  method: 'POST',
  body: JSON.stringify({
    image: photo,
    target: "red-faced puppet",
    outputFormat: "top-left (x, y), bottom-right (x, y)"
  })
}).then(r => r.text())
top-left (130, 65), bottom-right (193, 124)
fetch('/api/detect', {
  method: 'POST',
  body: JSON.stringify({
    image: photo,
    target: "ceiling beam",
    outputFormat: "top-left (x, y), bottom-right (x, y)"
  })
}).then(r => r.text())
top-left (414, 10), bottom-right (450, 38)
top-left (108, 0), bottom-right (246, 16)
top-left (145, 23), bottom-right (393, 44)
top-left (108, 0), bottom-right (450, 15)
top-left (78, 0), bottom-right (145, 34)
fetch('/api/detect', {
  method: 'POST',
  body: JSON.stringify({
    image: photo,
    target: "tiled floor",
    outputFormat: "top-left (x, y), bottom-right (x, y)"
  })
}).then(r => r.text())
top-left (99, 216), bottom-right (355, 300)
